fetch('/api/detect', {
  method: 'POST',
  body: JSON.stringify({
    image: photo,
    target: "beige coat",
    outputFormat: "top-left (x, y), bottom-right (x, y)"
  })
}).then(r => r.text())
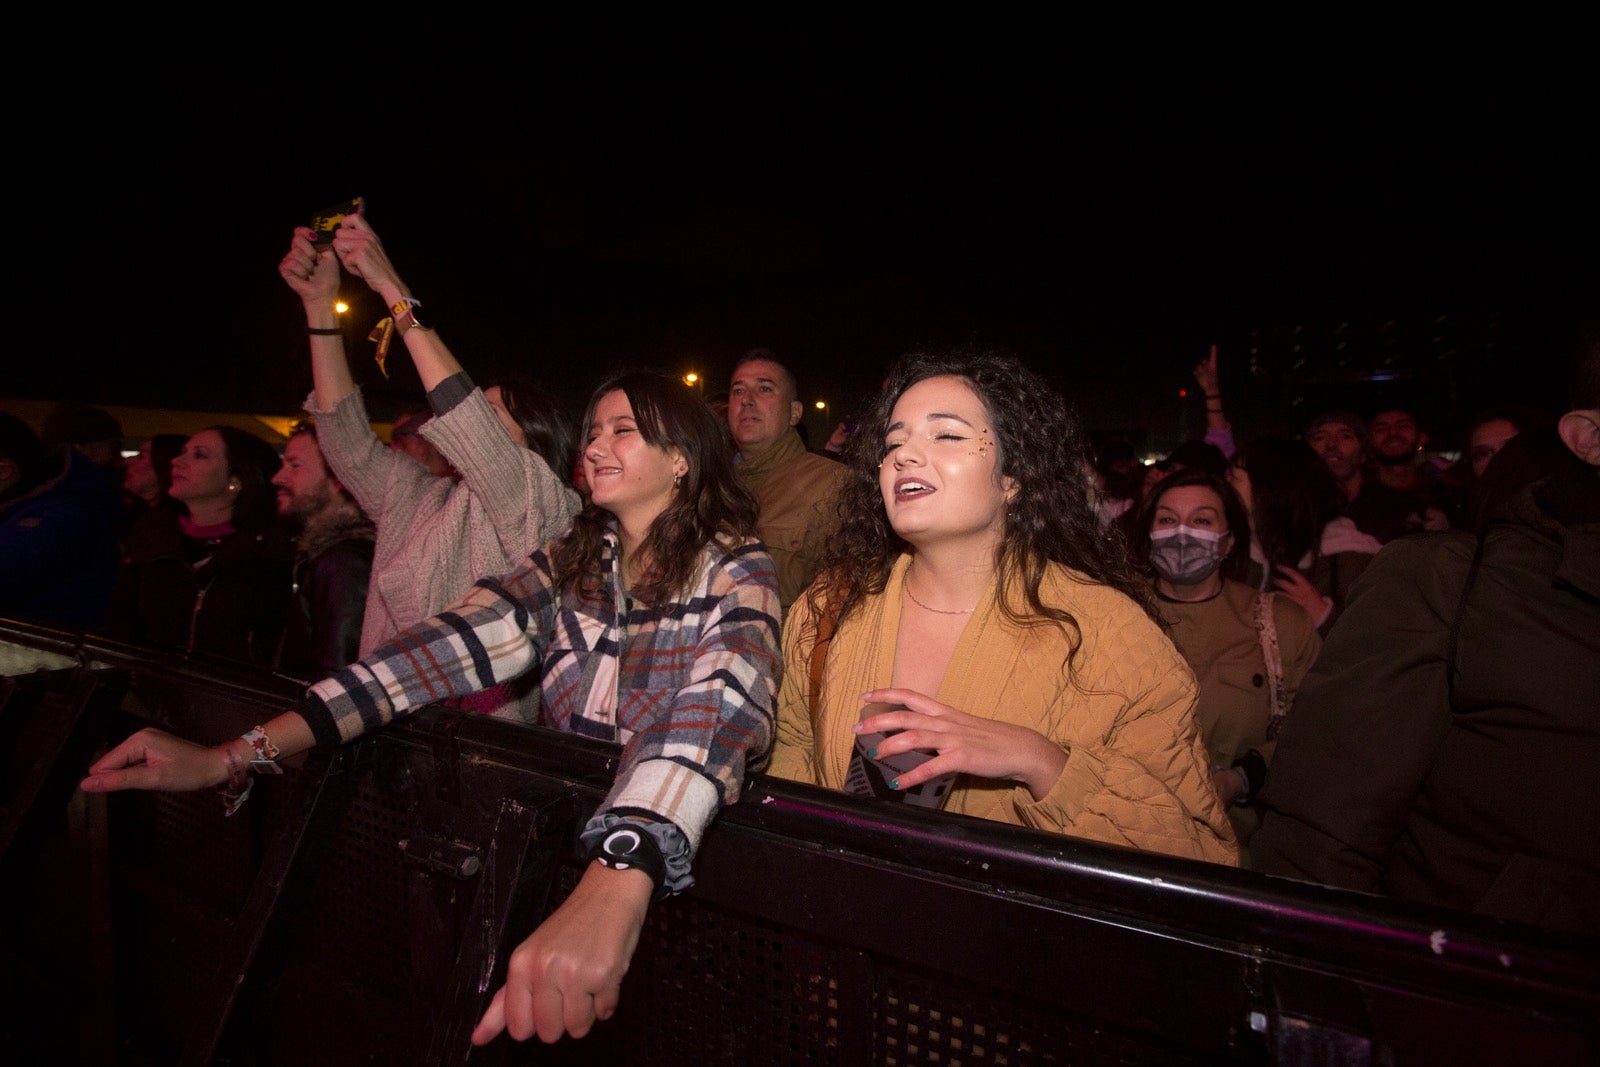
top-left (737, 429), bottom-right (848, 609)
top-left (772, 554), bottom-right (1238, 865)
top-left (1158, 580), bottom-right (1321, 843)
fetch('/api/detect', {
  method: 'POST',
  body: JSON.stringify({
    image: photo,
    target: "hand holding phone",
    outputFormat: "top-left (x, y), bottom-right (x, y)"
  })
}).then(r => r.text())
top-left (844, 702), bottom-right (957, 810)
top-left (310, 197), bottom-right (364, 250)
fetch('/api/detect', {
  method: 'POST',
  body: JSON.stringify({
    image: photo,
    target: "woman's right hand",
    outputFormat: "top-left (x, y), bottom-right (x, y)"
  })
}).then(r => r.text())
top-left (80, 727), bottom-right (231, 794)
top-left (278, 226), bottom-right (341, 306)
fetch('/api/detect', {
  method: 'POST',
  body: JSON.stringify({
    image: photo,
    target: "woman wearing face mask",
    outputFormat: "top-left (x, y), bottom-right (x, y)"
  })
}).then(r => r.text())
top-left (1134, 468), bottom-right (1321, 846)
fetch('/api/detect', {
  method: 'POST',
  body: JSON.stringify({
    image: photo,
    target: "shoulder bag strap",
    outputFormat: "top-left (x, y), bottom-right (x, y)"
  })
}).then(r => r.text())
top-left (1255, 590), bottom-right (1288, 739)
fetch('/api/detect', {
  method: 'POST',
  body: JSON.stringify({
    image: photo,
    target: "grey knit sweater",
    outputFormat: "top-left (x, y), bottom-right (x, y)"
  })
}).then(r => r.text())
top-left (306, 378), bottom-right (581, 668)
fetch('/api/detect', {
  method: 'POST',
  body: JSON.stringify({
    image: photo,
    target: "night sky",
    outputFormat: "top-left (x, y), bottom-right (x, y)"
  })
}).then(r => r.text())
top-left (11, 10), bottom-right (1597, 448)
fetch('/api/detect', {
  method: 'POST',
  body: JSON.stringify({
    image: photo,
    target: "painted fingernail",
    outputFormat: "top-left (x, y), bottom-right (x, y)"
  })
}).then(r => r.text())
top-left (867, 747), bottom-right (878, 759)
top-left (889, 778), bottom-right (900, 790)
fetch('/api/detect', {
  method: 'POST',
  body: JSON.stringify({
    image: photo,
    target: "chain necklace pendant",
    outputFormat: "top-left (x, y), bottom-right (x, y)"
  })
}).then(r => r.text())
top-left (902, 568), bottom-right (976, 615)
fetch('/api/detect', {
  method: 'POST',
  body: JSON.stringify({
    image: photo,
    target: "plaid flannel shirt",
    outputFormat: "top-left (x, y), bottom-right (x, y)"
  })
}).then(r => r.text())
top-left (300, 529), bottom-right (781, 855)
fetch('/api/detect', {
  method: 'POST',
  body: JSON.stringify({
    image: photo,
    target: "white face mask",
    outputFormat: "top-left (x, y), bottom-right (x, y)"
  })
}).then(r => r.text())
top-left (1149, 524), bottom-right (1226, 585)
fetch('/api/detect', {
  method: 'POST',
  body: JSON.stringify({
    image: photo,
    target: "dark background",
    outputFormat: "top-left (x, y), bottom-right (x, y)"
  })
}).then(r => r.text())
top-left (10, 9), bottom-right (1597, 451)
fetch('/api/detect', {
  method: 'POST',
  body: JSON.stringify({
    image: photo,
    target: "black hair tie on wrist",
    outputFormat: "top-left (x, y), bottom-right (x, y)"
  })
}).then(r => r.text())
top-left (308, 327), bottom-right (342, 335)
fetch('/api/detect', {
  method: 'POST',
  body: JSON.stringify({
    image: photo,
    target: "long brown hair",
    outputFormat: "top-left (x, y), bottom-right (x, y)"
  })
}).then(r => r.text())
top-left (554, 371), bottom-right (757, 605)
top-left (801, 347), bottom-right (1158, 667)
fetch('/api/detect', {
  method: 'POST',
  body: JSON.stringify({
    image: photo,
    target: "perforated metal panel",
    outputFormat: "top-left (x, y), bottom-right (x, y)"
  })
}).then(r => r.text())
top-left (873, 968), bottom-right (1198, 1066)
top-left (506, 879), bottom-right (858, 1067)
top-left (122, 788), bottom-right (254, 915)
top-left (296, 772), bottom-right (416, 1003)
top-left (512, 884), bottom-right (1199, 1067)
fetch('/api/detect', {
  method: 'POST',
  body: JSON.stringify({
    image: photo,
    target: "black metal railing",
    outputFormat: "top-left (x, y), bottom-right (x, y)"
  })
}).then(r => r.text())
top-left (2, 619), bottom-right (1595, 1066)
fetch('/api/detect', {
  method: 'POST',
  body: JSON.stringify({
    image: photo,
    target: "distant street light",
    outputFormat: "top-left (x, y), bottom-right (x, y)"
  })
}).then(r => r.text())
top-left (683, 372), bottom-right (702, 391)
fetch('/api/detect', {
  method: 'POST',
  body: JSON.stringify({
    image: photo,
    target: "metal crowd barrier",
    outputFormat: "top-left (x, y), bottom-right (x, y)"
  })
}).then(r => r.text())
top-left (1, 619), bottom-right (1595, 1066)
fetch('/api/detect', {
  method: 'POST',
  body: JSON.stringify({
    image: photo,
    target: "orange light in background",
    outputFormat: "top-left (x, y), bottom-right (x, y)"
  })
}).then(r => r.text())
top-left (683, 372), bottom-right (699, 387)
top-left (814, 400), bottom-right (826, 410)
top-left (334, 301), bottom-right (350, 315)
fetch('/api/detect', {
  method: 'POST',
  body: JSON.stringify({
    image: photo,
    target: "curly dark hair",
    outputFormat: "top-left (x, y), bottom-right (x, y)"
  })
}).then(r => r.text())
top-left (1130, 467), bottom-right (1253, 582)
top-left (801, 347), bottom-right (1158, 667)
top-left (554, 371), bottom-right (757, 605)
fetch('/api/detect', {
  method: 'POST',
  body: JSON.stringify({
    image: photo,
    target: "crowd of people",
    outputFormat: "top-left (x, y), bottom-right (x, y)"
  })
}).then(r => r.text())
top-left (1, 210), bottom-right (1593, 1045)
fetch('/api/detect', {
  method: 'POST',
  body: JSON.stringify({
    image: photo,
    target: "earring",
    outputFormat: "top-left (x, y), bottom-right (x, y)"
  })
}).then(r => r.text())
top-left (673, 469), bottom-right (683, 489)
top-left (228, 480), bottom-right (240, 492)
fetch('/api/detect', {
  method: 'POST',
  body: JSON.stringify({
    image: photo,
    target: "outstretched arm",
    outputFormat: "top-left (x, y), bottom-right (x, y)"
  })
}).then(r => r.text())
top-left (81, 711), bottom-right (316, 795)
top-left (83, 555), bottom-right (559, 795)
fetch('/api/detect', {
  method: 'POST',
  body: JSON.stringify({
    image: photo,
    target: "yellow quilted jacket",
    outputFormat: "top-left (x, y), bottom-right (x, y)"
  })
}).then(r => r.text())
top-left (771, 554), bottom-right (1239, 866)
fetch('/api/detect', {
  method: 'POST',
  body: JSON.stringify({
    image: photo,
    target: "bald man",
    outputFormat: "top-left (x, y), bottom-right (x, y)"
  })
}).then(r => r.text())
top-left (728, 350), bottom-right (847, 610)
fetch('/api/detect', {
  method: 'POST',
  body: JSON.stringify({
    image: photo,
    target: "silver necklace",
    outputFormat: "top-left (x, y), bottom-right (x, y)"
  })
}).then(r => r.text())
top-left (902, 567), bottom-right (976, 615)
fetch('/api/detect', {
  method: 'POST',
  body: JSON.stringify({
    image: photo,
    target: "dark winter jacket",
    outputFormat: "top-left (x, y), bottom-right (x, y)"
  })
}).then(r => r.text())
top-left (276, 511), bottom-right (375, 680)
top-left (108, 509), bottom-right (291, 665)
top-left (1254, 457), bottom-right (1600, 933)
top-left (0, 448), bottom-right (120, 628)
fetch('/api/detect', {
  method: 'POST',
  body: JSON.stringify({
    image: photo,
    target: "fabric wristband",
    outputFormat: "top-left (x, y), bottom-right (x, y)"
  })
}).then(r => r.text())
top-left (588, 824), bottom-right (667, 892)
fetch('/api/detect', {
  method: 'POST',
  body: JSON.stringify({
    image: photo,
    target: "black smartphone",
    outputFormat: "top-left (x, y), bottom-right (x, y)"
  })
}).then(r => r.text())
top-left (310, 197), bottom-right (363, 250)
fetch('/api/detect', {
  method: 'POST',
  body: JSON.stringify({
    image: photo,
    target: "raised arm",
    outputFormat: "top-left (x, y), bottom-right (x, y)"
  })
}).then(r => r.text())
top-left (279, 225), bottom-right (357, 410)
top-left (331, 213), bottom-right (467, 392)
top-left (1194, 343), bottom-right (1236, 460)
top-left (329, 214), bottom-right (580, 551)
top-left (279, 224), bottom-right (425, 518)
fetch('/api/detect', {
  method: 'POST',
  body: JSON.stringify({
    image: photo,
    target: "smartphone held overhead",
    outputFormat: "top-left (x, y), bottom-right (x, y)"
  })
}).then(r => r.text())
top-left (310, 197), bottom-right (364, 249)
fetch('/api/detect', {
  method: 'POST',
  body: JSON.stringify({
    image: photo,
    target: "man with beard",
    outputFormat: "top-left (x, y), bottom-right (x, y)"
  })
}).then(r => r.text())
top-left (1304, 411), bottom-right (1419, 544)
top-left (1368, 407), bottom-right (1452, 532)
top-left (271, 426), bottom-right (375, 678)
top-left (1255, 334), bottom-right (1600, 933)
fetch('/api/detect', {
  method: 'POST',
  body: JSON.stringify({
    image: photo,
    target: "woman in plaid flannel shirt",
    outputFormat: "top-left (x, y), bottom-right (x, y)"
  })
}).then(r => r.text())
top-left (84, 371), bottom-right (782, 1046)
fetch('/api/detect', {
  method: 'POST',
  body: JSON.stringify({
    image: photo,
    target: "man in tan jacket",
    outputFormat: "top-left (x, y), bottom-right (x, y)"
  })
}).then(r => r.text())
top-left (728, 350), bottom-right (848, 610)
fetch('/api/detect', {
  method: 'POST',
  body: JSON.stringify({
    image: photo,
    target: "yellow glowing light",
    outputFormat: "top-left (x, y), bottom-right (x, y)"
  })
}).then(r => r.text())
top-left (683, 373), bottom-right (699, 385)
top-left (815, 400), bottom-right (827, 410)
top-left (334, 301), bottom-right (350, 315)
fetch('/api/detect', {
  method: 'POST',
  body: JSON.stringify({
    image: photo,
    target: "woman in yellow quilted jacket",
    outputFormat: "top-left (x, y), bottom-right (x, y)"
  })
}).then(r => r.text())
top-left (770, 349), bottom-right (1237, 865)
